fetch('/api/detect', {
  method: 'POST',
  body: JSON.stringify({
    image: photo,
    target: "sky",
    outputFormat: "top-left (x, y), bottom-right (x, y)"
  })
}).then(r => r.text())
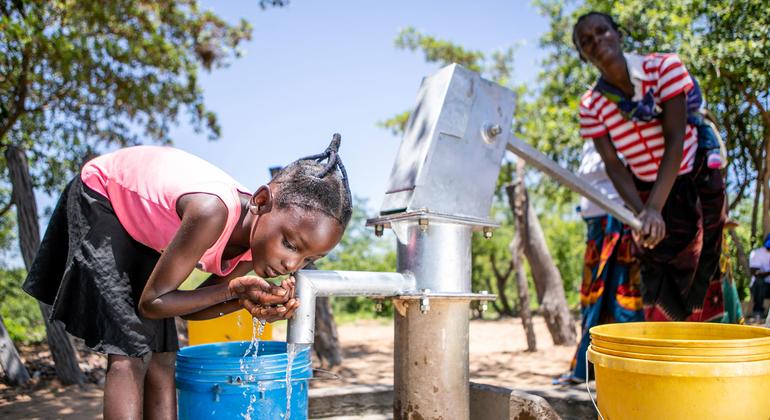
top-left (11, 1), bottom-right (551, 267)
top-left (170, 1), bottom-right (549, 210)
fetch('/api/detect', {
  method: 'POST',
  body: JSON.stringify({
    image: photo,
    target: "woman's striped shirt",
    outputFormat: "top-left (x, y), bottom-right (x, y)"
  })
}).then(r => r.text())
top-left (579, 52), bottom-right (697, 182)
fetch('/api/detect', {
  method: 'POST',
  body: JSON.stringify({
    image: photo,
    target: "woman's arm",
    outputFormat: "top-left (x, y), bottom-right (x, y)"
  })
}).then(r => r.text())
top-left (646, 93), bottom-right (687, 212)
top-left (591, 135), bottom-right (644, 213)
top-left (636, 93), bottom-right (687, 248)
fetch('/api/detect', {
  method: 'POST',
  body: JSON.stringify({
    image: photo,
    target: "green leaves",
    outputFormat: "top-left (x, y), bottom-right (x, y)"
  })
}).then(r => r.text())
top-left (532, 0), bottom-right (770, 239)
top-left (381, 27), bottom-right (518, 139)
top-left (0, 0), bottom-right (253, 197)
top-left (0, 266), bottom-right (45, 344)
top-left (395, 27), bottom-right (485, 73)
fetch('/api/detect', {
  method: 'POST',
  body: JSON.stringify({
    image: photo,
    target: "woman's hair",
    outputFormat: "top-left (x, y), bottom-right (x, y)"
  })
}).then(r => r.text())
top-left (270, 133), bottom-right (353, 227)
top-left (572, 11), bottom-right (622, 61)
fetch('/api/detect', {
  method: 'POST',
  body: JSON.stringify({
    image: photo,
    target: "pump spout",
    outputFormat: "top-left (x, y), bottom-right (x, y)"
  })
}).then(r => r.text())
top-left (286, 270), bottom-right (416, 345)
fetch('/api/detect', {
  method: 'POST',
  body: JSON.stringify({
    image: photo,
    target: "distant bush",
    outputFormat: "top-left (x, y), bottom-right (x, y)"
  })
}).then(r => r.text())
top-left (0, 267), bottom-right (46, 344)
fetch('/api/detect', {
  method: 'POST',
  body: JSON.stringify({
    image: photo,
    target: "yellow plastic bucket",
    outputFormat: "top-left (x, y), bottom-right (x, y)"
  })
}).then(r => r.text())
top-left (587, 322), bottom-right (770, 419)
top-left (591, 338), bottom-right (770, 359)
top-left (187, 309), bottom-right (272, 346)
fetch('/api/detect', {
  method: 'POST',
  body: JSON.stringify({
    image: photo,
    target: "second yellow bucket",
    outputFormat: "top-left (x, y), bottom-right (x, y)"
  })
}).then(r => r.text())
top-left (588, 322), bottom-right (770, 419)
top-left (187, 309), bottom-right (272, 346)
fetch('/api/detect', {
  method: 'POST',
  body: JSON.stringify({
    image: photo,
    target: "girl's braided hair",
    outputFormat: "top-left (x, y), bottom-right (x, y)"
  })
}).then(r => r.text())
top-left (269, 133), bottom-right (353, 227)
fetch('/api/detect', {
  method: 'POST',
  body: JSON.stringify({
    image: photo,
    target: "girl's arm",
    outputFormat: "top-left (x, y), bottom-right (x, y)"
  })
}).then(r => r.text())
top-left (179, 261), bottom-right (251, 321)
top-left (592, 135), bottom-right (644, 213)
top-left (180, 262), bottom-right (298, 321)
top-left (138, 194), bottom-right (289, 319)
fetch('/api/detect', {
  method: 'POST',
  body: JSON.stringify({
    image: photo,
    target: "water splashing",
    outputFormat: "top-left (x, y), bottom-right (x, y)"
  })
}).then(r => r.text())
top-left (240, 318), bottom-right (267, 419)
top-left (285, 343), bottom-right (298, 419)
top-left (241, 394), bottom-right (257, 420)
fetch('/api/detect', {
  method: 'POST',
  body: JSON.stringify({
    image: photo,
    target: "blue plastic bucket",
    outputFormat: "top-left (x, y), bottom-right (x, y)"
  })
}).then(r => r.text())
top-left (176, 341), bottom-right (311, 419)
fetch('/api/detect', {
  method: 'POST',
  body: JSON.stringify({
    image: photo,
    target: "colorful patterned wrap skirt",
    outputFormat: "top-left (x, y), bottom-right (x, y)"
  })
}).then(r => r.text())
top-left (568, 215), bottom-right (644, 381)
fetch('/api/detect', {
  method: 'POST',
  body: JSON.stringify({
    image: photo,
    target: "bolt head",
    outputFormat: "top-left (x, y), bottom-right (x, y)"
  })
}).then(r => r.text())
top-left (419, 295), bottom-right (430, 313)
top-left (482, 122), bottom-right (504, 144)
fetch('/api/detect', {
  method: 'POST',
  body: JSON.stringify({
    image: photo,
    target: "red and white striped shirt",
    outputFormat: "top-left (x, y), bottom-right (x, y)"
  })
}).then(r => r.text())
top-left (579, 52), bottom-right (697, 182)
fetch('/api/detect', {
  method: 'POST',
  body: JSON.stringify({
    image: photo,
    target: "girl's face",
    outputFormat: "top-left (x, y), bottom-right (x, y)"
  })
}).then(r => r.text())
top-left (574, 15), bottom-right (623, 68)
top-left (249, 205), bottom-right (343, 278)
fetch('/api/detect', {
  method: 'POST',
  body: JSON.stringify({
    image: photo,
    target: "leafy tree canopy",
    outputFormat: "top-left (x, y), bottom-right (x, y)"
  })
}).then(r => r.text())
top-left (0, 0), bottom-right (254, 198)
top-left (531, 0), bottom-right (770, 236)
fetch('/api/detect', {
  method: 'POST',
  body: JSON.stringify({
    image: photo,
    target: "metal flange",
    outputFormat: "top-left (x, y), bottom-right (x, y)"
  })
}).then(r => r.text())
top-left (367, 210), bottom-right (499, 233)
top-left (393, 291), bottom-right (497, 301)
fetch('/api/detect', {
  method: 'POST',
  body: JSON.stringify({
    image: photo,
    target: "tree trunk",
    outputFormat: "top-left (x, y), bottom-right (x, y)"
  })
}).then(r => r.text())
top-left (313, 297), bottom-right (342, 368)
top-left (759, 130), bottom-right (770, 238)
top-left (511, 228), bottom-right (536, 352)
top-left (5, 144), bottom-right (84, 385)
top-left (509, 158), bottom-right (536, 351)
top-left (728, 228), bottom-right (751, 300)
top-left (0, 314), bottom-right (31, 385)
top-left (506, 160), bottom-right (576, 346)
top-left (752, 138), bottom-right (766, 244)
top-left (489, 255), bottom-right (515, 317)
top-left (752, 175), bottom-right (761, 244)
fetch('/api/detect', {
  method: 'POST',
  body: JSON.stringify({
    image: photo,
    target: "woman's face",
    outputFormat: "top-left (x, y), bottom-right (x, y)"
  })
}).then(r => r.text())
top-left (249, 206), bottom-right (343, 278)
top-left (575, 15), bottom-right (623, 68)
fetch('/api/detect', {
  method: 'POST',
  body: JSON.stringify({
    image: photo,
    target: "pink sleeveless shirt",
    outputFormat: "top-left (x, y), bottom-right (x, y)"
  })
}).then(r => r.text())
top-left (81, 145), bottom-right (253, 276)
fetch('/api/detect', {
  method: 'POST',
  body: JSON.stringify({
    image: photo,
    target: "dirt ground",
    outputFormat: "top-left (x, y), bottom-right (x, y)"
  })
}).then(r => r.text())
top-left (0, 316), bottom-right (576, 419)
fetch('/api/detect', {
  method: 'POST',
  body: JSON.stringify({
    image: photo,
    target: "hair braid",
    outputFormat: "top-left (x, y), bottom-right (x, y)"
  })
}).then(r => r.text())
top-left (269, 133), bottom-right (353, 226)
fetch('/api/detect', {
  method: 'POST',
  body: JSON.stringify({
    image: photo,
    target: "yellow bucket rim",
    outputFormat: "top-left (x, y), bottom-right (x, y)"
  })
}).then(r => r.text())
top-left (589, 322), bottom-right (770, 348)
top-left (591, 338), bottom-right (770, 357)
top-left (587, 346), bottom-right (770, 377)
top-left (590, 343), bottom-right (770, 363)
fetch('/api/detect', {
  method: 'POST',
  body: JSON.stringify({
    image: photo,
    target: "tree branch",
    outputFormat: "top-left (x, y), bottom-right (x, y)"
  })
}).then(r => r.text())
top-left (728, 175), bottom-right (750, 211)
top-left (721, 68), bottom-right (770, 126)
top-left (0, 198), bottom-right (13, 217)
top-left (483, 273), bottom-right (502, 315)
top-left (489, 253), bottom-right (503, 281)
top-left (0, 45), bottom-right (31, 140)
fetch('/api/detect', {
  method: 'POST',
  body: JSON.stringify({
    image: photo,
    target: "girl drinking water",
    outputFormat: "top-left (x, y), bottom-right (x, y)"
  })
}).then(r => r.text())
top-left (23, 135), bottom-right (352, 419)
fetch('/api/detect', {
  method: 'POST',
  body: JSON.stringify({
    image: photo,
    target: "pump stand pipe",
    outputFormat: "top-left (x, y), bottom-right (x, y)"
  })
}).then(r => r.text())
top-left (286, 270), bottom-right (416, 346)
top-left (505, 135), bottom-right (643, 231)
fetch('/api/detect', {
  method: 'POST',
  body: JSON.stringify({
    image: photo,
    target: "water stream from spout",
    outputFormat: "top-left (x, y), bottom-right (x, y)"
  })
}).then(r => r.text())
top-left (284, 343), bottom-right (298, 419)
top-left (240, 317), bottom-right (266, 420)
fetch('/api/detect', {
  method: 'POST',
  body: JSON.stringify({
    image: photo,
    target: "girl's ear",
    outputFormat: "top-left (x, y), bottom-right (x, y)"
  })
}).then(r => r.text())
top-left (250, 185), bottom-right (273, 215)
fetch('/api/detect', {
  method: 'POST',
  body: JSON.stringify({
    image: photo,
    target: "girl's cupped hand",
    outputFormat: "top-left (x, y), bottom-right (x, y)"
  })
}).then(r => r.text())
top-left (228, 275), bottom-right (300, 322)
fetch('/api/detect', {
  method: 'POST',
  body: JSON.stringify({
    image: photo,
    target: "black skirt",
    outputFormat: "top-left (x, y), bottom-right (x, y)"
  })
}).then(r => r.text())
top-left (23, 176), bottom-right (178, 357)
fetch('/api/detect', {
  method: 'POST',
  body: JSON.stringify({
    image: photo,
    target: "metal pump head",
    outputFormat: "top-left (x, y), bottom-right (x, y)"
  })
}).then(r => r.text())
top-left (380, 64), bottom-right (516, 221)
